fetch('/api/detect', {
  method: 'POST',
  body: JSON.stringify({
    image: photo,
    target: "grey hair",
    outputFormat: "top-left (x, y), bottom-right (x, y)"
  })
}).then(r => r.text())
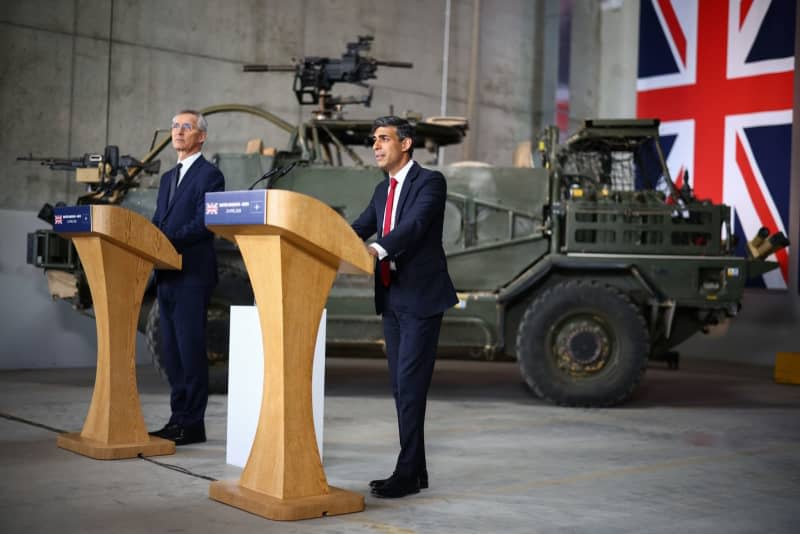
top-left (173, 109), bottom-right (208, 132)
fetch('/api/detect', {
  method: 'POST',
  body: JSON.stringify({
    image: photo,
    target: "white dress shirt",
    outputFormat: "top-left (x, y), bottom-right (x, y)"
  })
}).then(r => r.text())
top-left (176, 151), bottom-right (203, 187)
top-left (370, 159), bottom-right (415, 261)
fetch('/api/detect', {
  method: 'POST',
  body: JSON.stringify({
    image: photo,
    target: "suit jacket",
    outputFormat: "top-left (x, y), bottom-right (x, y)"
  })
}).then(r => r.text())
top-left (152, 155), bottom-right (225, 287)
top-left (352, 161), bottom-right (457, 316)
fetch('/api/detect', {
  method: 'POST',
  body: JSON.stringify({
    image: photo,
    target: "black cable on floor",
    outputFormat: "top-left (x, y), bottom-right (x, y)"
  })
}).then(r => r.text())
top-left (0, 411), bottom-right (67, 433)
top-left (0, 410), bottom-right (218, 482)
top-left (137, 453), bottom-right (217, 481)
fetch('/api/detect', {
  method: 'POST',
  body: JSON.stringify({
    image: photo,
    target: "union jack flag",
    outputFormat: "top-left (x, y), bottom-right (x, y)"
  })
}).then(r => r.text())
top-left (54, 215), bottom-right (62, 225)
top-left (637, 0), bottom-right (795, 289)
top-left (205, 202), bottom-right (218, 216)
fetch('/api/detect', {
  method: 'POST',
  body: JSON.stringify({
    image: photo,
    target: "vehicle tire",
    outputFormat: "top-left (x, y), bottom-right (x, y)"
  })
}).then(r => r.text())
top-left (145, 300), bottom-right (168, 382)
top-left (145, 298), bottom-right (230, 395)
top-left (515, 280), bottom-right (650, 407)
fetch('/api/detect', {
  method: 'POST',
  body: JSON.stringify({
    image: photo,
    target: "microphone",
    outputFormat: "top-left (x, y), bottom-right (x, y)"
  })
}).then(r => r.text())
top-left (246, 162), bottom-right (299, 191)
top-left (247, 166), bottom-right (282, 190)
top-left (273, 161), bottom-right (298, 183)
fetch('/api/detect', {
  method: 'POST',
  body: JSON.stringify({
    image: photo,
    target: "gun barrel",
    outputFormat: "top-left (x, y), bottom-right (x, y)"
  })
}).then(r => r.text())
top-left (243, 64), bottom-right (296, 72)
top-left (48, 161), bottom-right (85, 171)
top-left (16, 155), bottom-right (53, 163)
top-left (17, 154), bottom-right (102, 170)
top-left (17, 156), bottom-right (74, 166)
top-left (374, 60), bottom-right (413, 69)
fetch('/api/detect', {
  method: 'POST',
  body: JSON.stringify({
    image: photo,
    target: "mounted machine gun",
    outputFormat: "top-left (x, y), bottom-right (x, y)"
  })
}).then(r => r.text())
top-left (242, 35), bottom-right (464, 165)
top-left (18, 145), bottom-right (161, 210)
top-left (243, 35), bottom-right (413, 119)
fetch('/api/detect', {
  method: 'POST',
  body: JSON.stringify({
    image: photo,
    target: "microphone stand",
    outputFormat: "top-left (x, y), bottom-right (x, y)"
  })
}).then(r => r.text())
top-left (247, 162), bottom-right (299, 191)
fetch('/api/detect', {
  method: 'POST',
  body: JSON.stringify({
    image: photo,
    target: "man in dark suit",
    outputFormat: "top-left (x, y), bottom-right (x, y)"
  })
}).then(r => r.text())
top-left (352, 116), bottom-right (458, 498)
top-left (149, 109), bottom-right (224, 446)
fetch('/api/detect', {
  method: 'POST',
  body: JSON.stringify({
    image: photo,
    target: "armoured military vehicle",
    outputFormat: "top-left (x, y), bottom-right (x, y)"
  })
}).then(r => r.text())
top-left (24, 36), bottom-right (788, 407)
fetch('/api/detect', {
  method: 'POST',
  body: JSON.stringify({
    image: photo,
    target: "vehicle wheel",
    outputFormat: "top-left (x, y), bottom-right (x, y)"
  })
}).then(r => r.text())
top-left (145, 300), bottom-right (168, 382)
top-left (145, 299), bottom-right (230, 394)
top-left (515, 280), bottom-right (650, 407)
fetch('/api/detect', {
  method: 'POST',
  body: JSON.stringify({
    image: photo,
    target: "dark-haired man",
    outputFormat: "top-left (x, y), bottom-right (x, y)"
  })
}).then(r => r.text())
top-left (352, 116), bottom-right (457, 498)
top-left (149, 109), bottom-right (224, 446)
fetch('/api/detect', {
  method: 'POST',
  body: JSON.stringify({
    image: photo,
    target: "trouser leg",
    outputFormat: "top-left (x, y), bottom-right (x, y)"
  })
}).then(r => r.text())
top-left (157, 285), bottom-right (185, 425)
top-left (171, 286), bottom-right (212, 426)
top-left (383, 309), bottom-right (402, 444)
top-left (387, 310), bottom-right (443, 479)
top-left (157, 284), bottom-right (211, 426)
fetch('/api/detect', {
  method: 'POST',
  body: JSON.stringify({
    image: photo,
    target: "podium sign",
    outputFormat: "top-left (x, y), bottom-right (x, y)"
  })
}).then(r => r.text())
top-left (53, 205), bottom-right (92, 232)
top-left (205, 190), bottom-right (266, 225)
top-left (53, 205), bottom-right (179, 459)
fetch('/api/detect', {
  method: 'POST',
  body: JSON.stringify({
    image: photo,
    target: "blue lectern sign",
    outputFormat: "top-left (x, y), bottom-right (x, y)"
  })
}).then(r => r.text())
top-left (205, 190), bottom-right (267, 226)
top-left (53, 205), bottom-right (92, 233)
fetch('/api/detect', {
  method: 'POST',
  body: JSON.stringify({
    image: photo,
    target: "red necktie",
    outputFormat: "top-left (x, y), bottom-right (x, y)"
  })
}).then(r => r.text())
top-left (380, 177), bottom-right (398, 287)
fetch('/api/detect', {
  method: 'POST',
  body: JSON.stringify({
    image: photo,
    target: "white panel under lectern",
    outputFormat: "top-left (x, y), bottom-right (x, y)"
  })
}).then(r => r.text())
top-left (226, 306), bottom-right (326, 467)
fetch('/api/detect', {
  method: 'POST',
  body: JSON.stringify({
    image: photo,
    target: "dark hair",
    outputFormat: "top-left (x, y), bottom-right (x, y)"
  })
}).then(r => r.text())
top-left (372, 115), bottom-right (415, 157)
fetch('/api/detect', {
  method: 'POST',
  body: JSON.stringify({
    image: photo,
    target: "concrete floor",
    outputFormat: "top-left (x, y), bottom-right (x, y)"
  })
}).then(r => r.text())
top-left (1, 355), bottom-right (799, 533)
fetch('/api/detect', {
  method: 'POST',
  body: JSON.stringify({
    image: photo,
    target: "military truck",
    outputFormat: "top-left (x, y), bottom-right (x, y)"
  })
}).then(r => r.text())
top-left (24, 37), bottom-right (787, 407)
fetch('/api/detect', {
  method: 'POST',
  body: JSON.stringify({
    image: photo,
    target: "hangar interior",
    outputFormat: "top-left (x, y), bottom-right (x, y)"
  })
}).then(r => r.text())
top-left (1, 1), bottom-right (799, 532)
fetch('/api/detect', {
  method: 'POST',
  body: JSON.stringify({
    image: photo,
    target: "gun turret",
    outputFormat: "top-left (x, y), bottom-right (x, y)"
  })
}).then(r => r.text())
top-left (18, 145), bottom-right (160, 182)
top-left (244, 35), bottom-right (412, 117)
top-left (18, 145), bottom-right (161, 206)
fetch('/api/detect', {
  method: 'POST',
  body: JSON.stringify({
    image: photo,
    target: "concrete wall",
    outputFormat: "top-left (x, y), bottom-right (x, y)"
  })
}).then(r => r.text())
top-left (529, 0), bottom-right (561, 135)
top-left (0, 0), bottom-right (552, 369)
top-left (596, 0), bottom-right (640, 119)
top-left (568, 0), bottom-right (640, 128)
top-left (1, 0), bottom-right (548, 216)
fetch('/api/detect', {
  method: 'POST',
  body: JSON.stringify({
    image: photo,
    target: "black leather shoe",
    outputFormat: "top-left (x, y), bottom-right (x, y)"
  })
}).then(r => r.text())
top-left (370, 475), bottom-right (420, 499)
top-left (369, 474), bottom-right (393, 489)
top-left (170, 423), bottom-right (206, 446)
top-left (149, 423), bottom-right (179, 438)
top-left (370, 470), bottom-right (429, 490)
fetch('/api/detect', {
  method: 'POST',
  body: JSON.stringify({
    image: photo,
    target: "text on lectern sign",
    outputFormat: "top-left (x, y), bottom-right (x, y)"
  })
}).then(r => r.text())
top-left (205, 190), bottom-right (266, 225)
top-left (53, 205), bottom-right (92, 233)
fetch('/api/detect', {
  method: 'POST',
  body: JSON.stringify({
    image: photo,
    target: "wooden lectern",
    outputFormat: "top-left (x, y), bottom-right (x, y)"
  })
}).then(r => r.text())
top-left (53, 205), bottom-right (180, 460)
top-left (205, 189), bottom-right (372, 521)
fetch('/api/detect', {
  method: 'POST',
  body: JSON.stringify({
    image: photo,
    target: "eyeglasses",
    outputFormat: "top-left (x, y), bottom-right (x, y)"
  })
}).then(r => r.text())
top-left (171, 122), bottom-right (195, 131)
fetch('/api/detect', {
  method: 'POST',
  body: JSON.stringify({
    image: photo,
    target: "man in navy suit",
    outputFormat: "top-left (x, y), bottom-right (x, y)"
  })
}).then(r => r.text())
top-left (352, 116), bottom-right (457, 498)
top-left (149, 110), bottom-right (225, 446)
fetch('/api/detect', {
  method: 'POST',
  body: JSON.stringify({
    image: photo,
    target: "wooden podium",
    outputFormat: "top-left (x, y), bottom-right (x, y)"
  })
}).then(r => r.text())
top-left (205, 190), bottom-right (372, 520)
top-left (53, 205), bottom-right (180, 459)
